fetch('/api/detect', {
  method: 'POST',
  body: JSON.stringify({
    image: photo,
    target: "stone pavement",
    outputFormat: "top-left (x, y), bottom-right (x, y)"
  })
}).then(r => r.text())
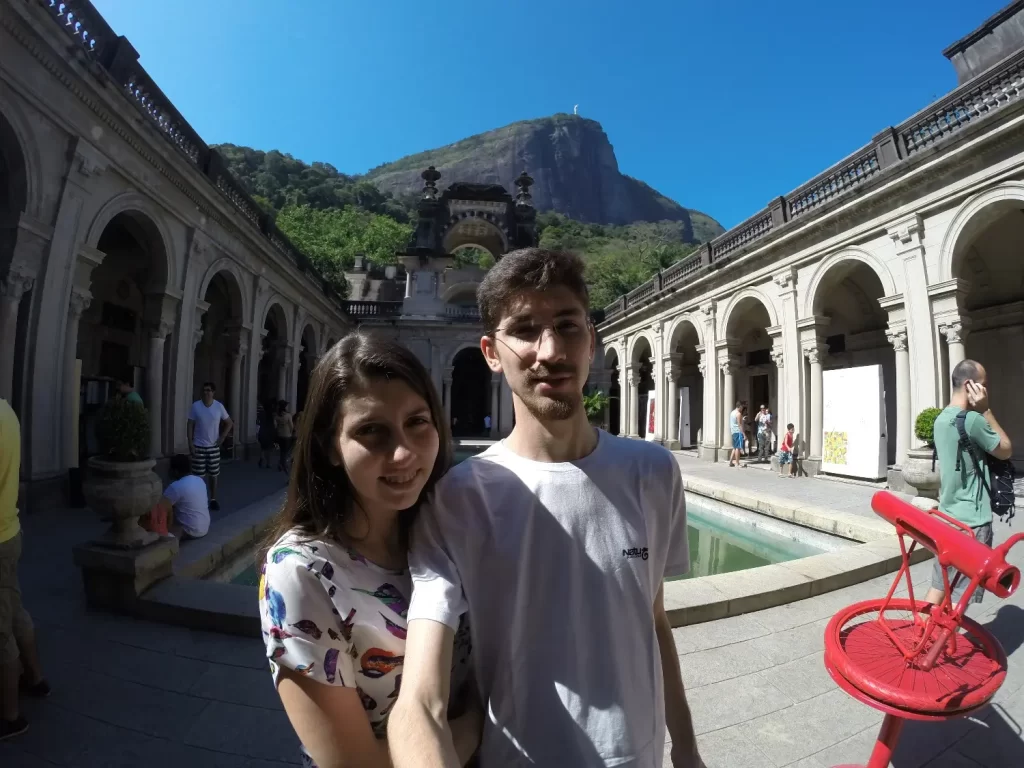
top-left (1, 454), bottom-right (1022, 766)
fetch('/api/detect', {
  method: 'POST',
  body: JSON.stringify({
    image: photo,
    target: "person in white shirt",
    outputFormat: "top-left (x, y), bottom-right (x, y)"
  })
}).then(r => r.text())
top-left (187, 382), bottom-right (233, 512)
top-left (155, 453), bottom-right (210, 538)
top-left (389, 248), bottom-right (704, 768)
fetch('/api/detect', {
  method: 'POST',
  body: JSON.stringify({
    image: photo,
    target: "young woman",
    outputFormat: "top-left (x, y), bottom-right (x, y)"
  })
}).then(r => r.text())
top-left (274, 400), bottom-right (296, 472)
top-left (259, 333), bottom-right (479, 767)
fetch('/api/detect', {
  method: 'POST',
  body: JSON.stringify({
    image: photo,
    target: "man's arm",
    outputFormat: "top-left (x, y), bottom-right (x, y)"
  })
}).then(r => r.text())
top-left (186, 420), bottom-right (195, 453)
top-left (966, 382), bottom-right (1012, 460)
top-left (654, 585), bottom-right (704, 768)
top-left (387, 619), bottom-right (461, 768)
top-left (979, 410), bottom-right (1012, 461)
top-left (218, 416), bottom-right (234, 444)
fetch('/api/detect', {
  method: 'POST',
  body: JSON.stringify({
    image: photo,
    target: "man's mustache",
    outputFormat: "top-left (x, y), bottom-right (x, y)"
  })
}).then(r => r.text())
top-left (524, 364), bottom-right (577, 384)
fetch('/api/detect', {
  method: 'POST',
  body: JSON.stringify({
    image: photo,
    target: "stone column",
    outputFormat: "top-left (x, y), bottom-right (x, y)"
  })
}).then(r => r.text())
top-left (277, 345), bottom-right (292, 403)
top-left (698, 300), bottom-right (718, 458)
top-left (0, 268), bottom-right (33, 402)
top-left (771, 345), bottom-right (785, 434)
top-left (696, 351), bottom-right (707, 446)
top-left (665, 354), bottom-right (681, 449)
top-left (443, 366), bottom-right (454, 427)
top-left (720, 357), bottom-right (737, 452)
top-left (490, 373), bottom-right (501, 439)
top-left (627, 367), bottom-right (639, 438)
top-left (146, 320), bottom-right (174, 459)
top-left (887, 326), bottom-right (911, 465)
top-left (64, 287), bottom-right (91, 470)
top-left (651, 325), bottom-right (664, 442)
top-left (404, 270), bottom-right (413, 299)
top-left (229, 331), bottom-right (249, 448)
top-left (939, 319), bottom-right (969, 373)
top-left (617, 340), bottom-right (629, 436)
top-left (804, 343), bottom-right (827, 459)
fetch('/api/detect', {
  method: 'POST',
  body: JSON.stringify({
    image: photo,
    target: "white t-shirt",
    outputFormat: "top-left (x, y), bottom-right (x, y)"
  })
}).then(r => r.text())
top-left (164, 475), bottom-right (209, 537)
top-left (408, 429), bottom-right (690, 767)
top-left (259, 532), bottom-right (473, 742)
top-left (189, 400), bottom-right (229, 447)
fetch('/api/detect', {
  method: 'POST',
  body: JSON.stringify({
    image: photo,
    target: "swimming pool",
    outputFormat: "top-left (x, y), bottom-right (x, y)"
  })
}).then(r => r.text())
top-left (215, 486), bottom-right (844, 587)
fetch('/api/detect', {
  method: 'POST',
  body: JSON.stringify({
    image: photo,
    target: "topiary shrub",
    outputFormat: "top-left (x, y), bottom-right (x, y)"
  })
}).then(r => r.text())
top-left (914, 407), bottom-right (943, 446)
top-left (96, 397), bottom-right (151, 461)
top-left (583, 390), bottom-right (610, 423)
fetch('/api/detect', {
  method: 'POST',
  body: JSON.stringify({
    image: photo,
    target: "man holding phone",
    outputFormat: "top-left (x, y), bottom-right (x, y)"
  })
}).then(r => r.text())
top-left (925, 359), bottom-right (1013, 607)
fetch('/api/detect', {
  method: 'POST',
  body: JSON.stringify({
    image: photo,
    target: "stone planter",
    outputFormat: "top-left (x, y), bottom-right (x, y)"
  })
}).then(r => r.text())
top-left (901, 446), bottom-right (940, 500)
top-left (83, 457), bottom-right (162, 549)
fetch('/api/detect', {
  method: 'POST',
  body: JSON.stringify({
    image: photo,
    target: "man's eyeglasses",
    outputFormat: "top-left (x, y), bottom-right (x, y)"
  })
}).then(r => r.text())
top-left (493, 318), bottom-right (590, 350)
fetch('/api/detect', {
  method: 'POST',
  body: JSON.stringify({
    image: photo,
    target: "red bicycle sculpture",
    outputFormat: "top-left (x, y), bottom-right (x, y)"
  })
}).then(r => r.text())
top-left (824, 490), bottom-right (1023, 768)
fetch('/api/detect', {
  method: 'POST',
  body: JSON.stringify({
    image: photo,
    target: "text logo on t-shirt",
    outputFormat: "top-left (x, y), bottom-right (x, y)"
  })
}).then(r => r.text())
top-left (622, 546), bottom-right (649, 561)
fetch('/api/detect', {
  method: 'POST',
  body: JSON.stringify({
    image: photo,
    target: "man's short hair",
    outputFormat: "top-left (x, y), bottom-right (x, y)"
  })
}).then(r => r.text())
top-left (951, 359), bottom-right (982, 391)
top-left (203, 381), bottom-right (216, 392)
top-left (735, 401), bottom-right (743, 408)
top-left (477, 248), bottom-right (589, 334)
top-left (169, 453), bottom-right (191, 477)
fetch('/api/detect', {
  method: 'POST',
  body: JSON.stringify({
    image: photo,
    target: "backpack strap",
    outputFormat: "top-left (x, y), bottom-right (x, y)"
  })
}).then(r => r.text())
top-left (955, 410), bottom-right (993, 501)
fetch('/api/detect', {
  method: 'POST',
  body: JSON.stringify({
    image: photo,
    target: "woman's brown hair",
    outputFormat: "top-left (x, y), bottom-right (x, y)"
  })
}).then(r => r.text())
top-left (261, 332), bottom-right (451, 559)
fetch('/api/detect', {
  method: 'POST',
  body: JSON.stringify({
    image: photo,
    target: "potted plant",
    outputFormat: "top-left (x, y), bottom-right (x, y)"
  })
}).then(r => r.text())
top-left (901, 407), bottom-right (943, 500)
top-left (82, 398), bottom-right (161, 548)
top-left (583, 390), bottom-right (610, 427)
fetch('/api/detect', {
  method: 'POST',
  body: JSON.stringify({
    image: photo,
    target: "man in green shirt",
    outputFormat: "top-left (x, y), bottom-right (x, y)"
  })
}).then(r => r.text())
top-left (117, 375), bottom-right (143, 406)
top-left (925, 359), bottom-right (1013, 608)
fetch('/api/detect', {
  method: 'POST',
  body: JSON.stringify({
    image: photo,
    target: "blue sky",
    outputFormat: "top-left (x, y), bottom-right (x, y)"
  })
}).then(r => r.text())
top-left (93, 0), bottom-right (1005, 229)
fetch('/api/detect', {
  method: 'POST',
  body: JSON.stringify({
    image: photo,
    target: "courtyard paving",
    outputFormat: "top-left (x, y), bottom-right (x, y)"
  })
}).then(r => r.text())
top-left (0, 454), bottom-right (1021, 766)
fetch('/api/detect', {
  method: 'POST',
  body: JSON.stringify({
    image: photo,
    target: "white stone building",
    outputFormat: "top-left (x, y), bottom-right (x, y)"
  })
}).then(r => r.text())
top-left (593, 4), bottom-right (1024, 482)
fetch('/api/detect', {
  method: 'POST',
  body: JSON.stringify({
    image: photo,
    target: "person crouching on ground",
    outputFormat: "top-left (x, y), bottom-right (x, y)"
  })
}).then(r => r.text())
top-left (154, 453), bottom-right (210, 540)
top-left (258, 333), bottom-right (481, 768)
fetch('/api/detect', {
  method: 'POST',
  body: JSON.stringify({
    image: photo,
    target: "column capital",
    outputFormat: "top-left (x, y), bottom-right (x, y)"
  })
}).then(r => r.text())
top-left (664, 353), bottom-right (683, 381)
top-left (719, 356), bottom-right (740, 376)
top-left (803, 342), bottom-right (828, 365)
top-left (697, 354), bottom-right (707, 378)
top-left (1, 267), bottom-right (34, 301)
top-left (228, 328), bottom-right (251, 358)
top-left (148, 319), bottom-right (175, 340)
top-left (886, 326), bottom-right (909, 352)
top-left (886, 213), bottom-right (924, 252)
top-left (443, 365), bottom-right (454, 383)
top-left (627, 368), bottom-right (637, 388)
top-left (652, 324), bottom-right (663, 340)
top-left (699, 300), bottom-right (716, 320)
top-left (771, 347), bottom-right (785, 369)
top-left (938, 318), bottom-right (970, 344)
top-left (772, 267), bottom-right (797, 291)
top-left (69, 286), bottom-right (92, 318)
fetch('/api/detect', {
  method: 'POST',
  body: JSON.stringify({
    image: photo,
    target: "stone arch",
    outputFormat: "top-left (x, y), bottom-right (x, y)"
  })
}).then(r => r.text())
top-left (604, 343), bottom-right (620, 370)
top-left (938, 181), bottom-right (1024, 282)
top-left (260, 294), bottom-right (293, 344)
top-left (85, 192), bottom-right (177, 293)
top-left (441, 212), bottom-right (509, 259)
top-left (627, 330), bottom-right (656, 367)
top-left (0, 93), bottom-right (42, 217)
top-left (442, 281), bottom-right (479, 304)
top-left (803, 247), bottom-right (898, 317)
top-left (197, 257), bottom-right (252, 325)
top-left (718, 287), bottom-right (779, 339)
top-left (666, 313), bottom-right (705, 350)
top-left (446, 341), bottom-right (481, 368)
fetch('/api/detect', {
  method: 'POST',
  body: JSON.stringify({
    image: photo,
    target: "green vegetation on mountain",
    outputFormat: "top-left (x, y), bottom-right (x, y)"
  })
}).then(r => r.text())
top-left (214, 119), bottom-right (723, 307)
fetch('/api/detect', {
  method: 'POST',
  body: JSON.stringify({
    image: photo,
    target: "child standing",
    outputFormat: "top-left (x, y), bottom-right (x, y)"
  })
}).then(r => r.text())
top-left (778, 423), bottom-right (796, 478)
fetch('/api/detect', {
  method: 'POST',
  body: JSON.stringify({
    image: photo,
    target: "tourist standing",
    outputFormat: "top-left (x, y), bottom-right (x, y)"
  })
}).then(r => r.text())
top-left (483, 414), bottom-right (491, 433)
top-left (187, 382), bottom-right (233, 512)
top-left (925, 360), bottom-right (1013, 608)
top-left (258, 334), bottom-right (480, 767)
top-left (778, 423), bottom-right (796, 478)
top-left (273, 400), bottom-right (295, 472)
top-left (116, 374), bottom-right (143, 406)
top-left (729, 401), bottom-right (744, 467)
top-left (389, 248), bottom-right (704, 768)
top-left (0, 399), bottom-right (49, 741)
top-left (756, 404), bottom-right (772, 463)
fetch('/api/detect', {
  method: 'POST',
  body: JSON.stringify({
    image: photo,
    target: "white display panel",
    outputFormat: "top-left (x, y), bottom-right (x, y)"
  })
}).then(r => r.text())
top-left (821, 365), bottom-right (887, 479)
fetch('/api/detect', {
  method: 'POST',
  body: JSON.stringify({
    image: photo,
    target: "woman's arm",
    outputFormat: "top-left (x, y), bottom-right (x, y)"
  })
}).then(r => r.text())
top-left (278, 668), bottom-right (391, 768)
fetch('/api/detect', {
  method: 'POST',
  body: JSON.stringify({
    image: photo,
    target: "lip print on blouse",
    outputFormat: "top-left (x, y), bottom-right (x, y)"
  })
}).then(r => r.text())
top-left (360, 647), bottom-right (403, 679)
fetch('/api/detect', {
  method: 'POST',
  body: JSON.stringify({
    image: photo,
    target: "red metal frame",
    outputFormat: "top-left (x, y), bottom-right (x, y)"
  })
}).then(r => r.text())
top-left (824, 491), bottom-right (1022, 767)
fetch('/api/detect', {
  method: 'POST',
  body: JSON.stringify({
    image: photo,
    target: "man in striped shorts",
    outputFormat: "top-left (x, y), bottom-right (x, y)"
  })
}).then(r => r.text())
top-left (187, 382), bottom-right (233, 512)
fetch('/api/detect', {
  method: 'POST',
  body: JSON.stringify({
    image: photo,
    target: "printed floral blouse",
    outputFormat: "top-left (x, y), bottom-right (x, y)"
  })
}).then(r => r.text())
top-left (259, 531), bottom-right (471, 740)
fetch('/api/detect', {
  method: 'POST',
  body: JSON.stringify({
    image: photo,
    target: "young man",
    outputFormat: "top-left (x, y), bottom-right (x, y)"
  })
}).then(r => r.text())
top-left (155, 454), bottom-right (210, 539)
top-left (187, 382), bottom-right (233, 512)
top-left (925, 359), bottom-right (1013, 608)
top-left (0, 399), bottom-right (48, 741)
top-left (116, 374), bottom-right (143, 406)
top-left (389, 249), bottom-right (703, 767)
top-left (778, 423), bottom-right (796, 478)
top-left (728, 401), bottom-right (744, 467)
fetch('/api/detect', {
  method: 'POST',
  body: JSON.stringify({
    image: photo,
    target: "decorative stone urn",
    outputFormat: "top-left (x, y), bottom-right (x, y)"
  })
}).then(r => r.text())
top-left (83, 457), bottom-right (162, 549)
top-left (901, 446), bottom-right (940, 500)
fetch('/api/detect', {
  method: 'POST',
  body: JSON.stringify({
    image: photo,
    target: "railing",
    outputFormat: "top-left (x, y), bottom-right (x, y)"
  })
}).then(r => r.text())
top-left (601, 45), bottom-right (1024, 324)
top-left (344, 301), bottom-right (403, 318)
top-left (445, 305), bottom-right (481, 320)
top-left (37, 0), bottom-right (343, 312)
